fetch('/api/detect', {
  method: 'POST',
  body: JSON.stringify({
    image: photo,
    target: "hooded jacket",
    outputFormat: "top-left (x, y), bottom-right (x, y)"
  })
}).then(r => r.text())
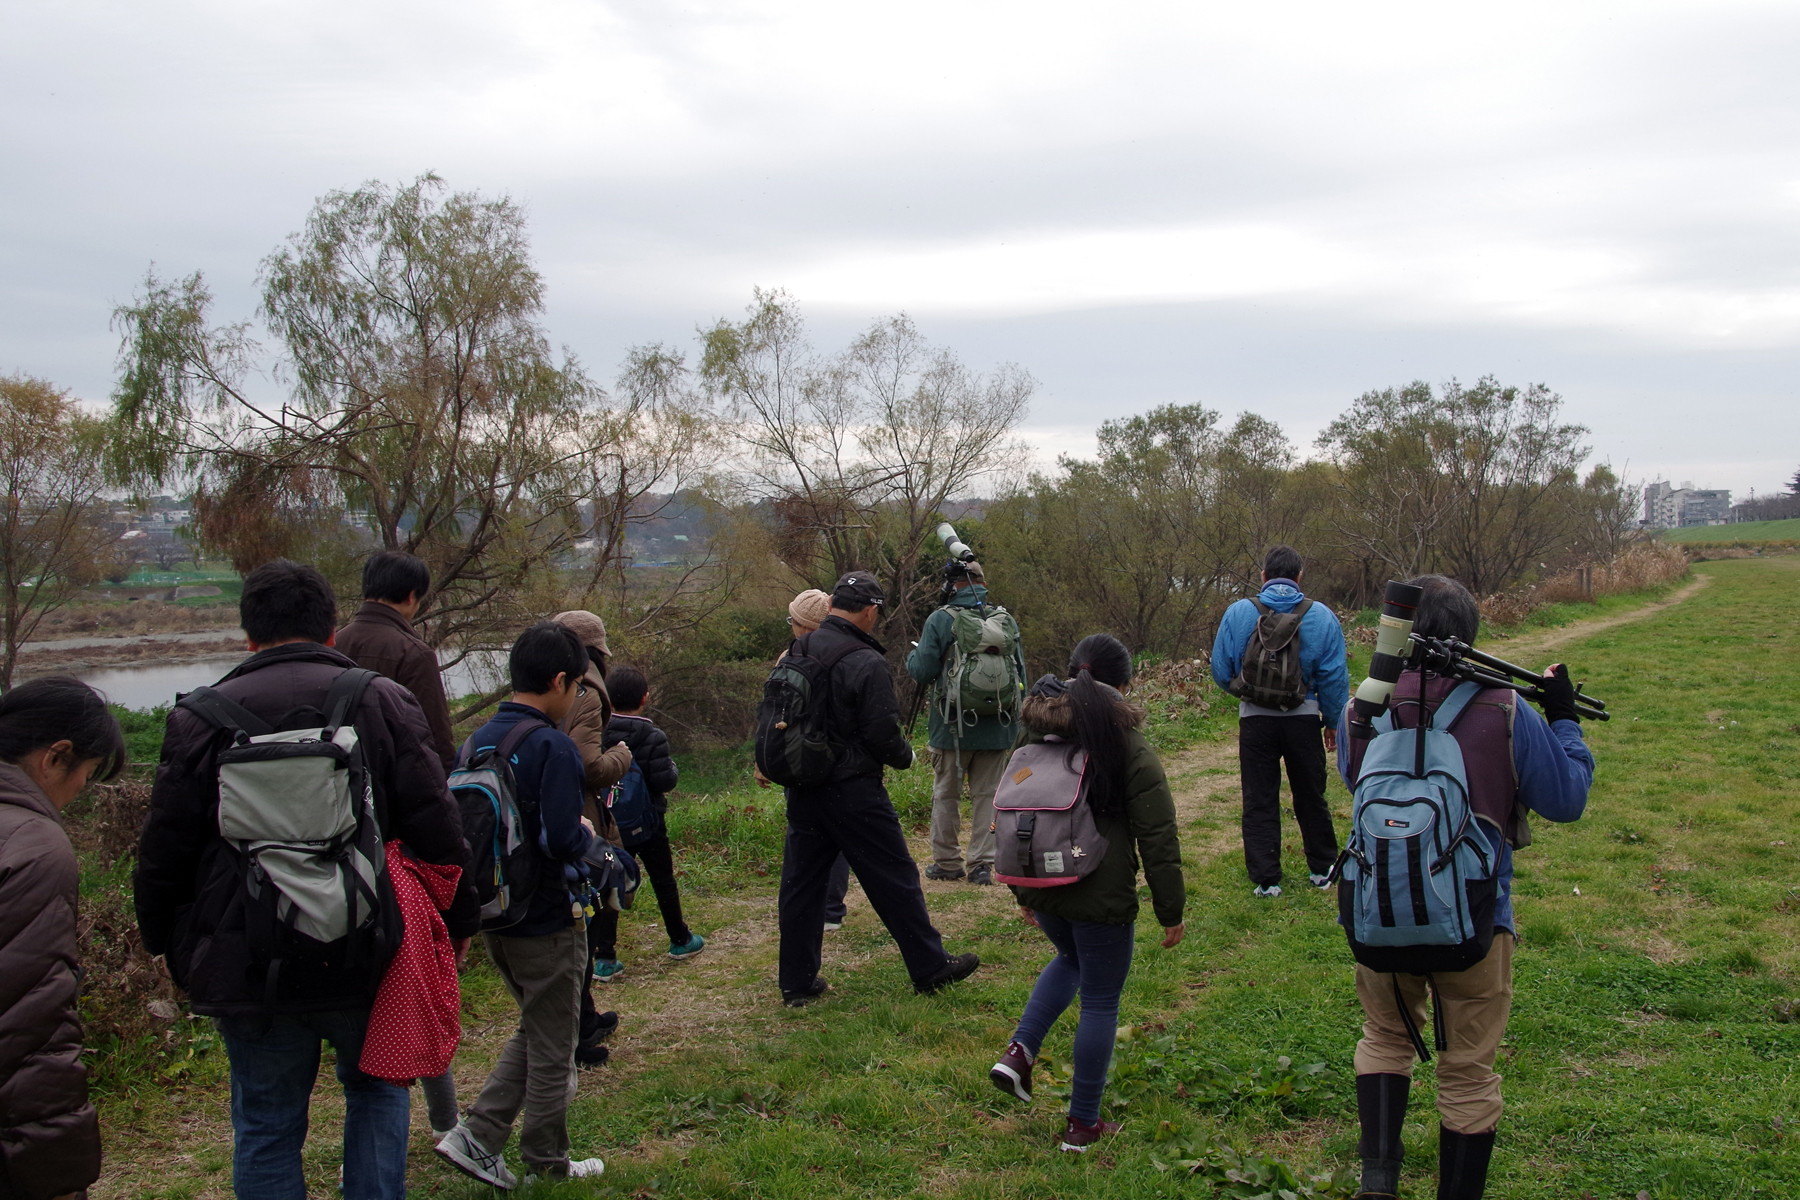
top-left (1210, 579), bottom-right (1350, 719)
top-left (134, 642), bottom-right (478, 1016)
top-left (1009, 692), bottom-right (1185, 928)
top-left (0, 763), bottom-right (100, 1200)
top-left (604, 714), bottom-right (678, 810)
top-left (335, 601), bottom-right (457, 772)
top-left (905, 584), bottom-right (1028, 752)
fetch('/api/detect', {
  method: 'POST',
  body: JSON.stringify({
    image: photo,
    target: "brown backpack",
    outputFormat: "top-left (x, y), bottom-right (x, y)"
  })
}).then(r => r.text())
top-left (1229, 597), bottom-right (1314, 710)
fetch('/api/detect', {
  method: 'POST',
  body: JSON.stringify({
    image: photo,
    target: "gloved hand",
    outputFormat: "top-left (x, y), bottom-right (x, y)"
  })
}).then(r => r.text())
top-left (1538, 663), bottom-right (1580, 724)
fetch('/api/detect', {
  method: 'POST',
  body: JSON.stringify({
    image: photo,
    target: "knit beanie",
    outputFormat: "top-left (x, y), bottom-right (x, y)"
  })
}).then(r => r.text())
top-left (787, 589), bottom-right (830, 632)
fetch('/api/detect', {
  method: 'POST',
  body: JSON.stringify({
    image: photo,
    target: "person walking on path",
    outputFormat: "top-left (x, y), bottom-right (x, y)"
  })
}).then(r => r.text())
top-left (335, 549), bottom-right (464, 1134)
top-left (1336, 576), bottom-right (1591, 1200)
top-left (987, 635), bottom-right (1185, 1153)
top-left (759, 589), bottom-right (855, 930)
top-left (335, 550), bottom-right (457, 772)
top-left (776, 572), bottom-right (980, 1006)
top-left (594, 665), bottom-right (704, 967)
top-left (906, 561), bottom-right (1027, 886)
top-left (546, 610), bottom-right (632, 1063)
top-left (1210, 545), bottom-right (1349, 897)
top-left (135, 559), bottom-right (477, 1200)
top-left (435, 623), bottom-right (607, 1187)
top-left (0, 678), bottom-right (126, 1200)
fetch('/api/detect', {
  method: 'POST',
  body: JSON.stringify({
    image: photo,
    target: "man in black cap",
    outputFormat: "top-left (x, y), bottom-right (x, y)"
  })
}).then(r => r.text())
top-left (776, 570), bottom-right (980, 1005)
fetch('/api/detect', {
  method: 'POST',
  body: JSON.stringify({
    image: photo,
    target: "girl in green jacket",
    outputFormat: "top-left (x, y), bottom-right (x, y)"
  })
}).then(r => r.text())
top-left (989, 634), bottom-right (1186, 1152)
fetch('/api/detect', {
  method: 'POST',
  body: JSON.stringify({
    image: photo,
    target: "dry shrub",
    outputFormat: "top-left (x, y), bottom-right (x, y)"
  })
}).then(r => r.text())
top-left (1134, 658), bottom-right (1215, 715)
top-left (1479, 544), bottom-right (1690, 629)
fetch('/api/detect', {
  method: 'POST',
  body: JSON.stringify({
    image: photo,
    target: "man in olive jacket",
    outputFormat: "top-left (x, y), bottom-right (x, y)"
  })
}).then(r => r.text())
top-left (905, 562), bottom-right (1026, 886)
top-left (334, 550), bottom-right (457, 772)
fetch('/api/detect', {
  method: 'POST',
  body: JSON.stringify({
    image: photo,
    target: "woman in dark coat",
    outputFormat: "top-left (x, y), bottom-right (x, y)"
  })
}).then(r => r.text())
top-left (0, 677), bottom-right (127, 1200)
top-left (987, 635), bottom-right (1186, 1153)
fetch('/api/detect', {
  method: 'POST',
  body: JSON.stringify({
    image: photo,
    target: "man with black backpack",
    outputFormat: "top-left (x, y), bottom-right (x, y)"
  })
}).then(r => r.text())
top-left (905, 560), bottom-right (1026, 886)
top-left (134, 559), bottom-right (477, 1200)
top-left (1335, 575), bottom-right (1591, 1200)
top-left (758, 571), bottom-right (981, 1006)
top-left (1210, 545), bottom-right (1349, 897)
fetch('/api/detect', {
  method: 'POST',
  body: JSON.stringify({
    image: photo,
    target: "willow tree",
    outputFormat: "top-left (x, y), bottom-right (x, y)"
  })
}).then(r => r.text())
top-left (110, 175), bottom-right (708, 653)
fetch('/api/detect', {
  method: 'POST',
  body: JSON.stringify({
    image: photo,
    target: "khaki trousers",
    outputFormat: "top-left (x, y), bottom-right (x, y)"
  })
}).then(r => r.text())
top-left (1353, 932), bottom-right (1515, 1135)
top-left (928, 747), bottom-right (1009, 872)
top-left (466, 923), bottom-right (587, 1175)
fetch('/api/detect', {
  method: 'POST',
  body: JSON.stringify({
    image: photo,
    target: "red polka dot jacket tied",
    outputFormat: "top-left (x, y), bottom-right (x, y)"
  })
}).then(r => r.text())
top-left (359, 843), bottom-right (463, 1085)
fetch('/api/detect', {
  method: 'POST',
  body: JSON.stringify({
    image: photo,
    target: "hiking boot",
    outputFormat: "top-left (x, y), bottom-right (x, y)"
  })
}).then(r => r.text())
top-left (967, 865), bottom-right (994, 886)
top-left (924, 863), bottom-right (965, 881)
top-left (580, 1009), bottom-right (619, 1046)
top-left (1253, 884), bottom-right (1282, 898)
top-left (669, 932), bottom-right (706, 959)
top-left (592, 958), bottom-right (624, 981)
top-left (435, 1123), bottom-right (518, 1190)
top-left (915, 952), bottom-right (980, 995)
top-left (782, 978), bottom-right (831, 1007)
top-left (822, 921), bottom-right (843, 932)
top-left (1058, 1116), bottom-right (1121, 1152)
top-left (1310, 872), bottom-right (1332, 889)
top-left (575, 1043), bottom-right (611, 1069)
top-left (990, 1041), bottom-right (1034, 1102)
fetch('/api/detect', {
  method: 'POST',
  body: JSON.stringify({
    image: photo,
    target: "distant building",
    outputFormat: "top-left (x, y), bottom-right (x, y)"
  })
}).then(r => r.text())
top-left (1643, 480), bottom-right (1732, 528)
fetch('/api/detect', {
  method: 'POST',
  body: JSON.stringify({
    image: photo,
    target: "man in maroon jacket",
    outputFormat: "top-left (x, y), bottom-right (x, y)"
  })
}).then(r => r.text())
top-left (334, 551), bottom-right (456, 772)
top-left (135, 559), bottom-right (476, 1200)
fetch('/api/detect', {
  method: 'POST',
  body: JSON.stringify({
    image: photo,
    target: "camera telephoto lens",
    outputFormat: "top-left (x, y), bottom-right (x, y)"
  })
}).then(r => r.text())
top-left (1349, 580), bottom-right (1425, 734)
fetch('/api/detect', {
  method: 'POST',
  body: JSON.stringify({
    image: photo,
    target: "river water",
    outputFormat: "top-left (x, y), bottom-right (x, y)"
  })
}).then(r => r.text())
top-left (78, 649), bottom-right (508, 711)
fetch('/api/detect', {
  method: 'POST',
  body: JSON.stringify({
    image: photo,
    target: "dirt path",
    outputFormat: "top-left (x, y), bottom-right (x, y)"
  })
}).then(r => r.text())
top-left (1484, 573), bottom-right (1710, 661)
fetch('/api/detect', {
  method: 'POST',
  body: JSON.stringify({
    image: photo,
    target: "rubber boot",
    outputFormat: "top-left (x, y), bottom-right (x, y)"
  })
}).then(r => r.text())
top-left (1436, 1126), bottom-right (1496, 1200)
top-left (1355, 1072), bottom-right (1410, 1198)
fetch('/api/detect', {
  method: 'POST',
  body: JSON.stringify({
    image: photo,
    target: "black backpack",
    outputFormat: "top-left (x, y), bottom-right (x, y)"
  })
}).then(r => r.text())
top-left (177, 668), bottom-right (403, 1011)
top-left (753, 634), bottom-right (863, 787)
top-left (447, 718), bottom-right (549, 931)
top-left (1230, 598), bottom-right (1314, 710)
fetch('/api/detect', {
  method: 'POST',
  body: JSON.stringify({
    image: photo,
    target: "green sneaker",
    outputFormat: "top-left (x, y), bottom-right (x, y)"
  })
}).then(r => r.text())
top-left (669, 933), bottom-right (706, 959)
top-left (592, 958), bottom-right (625, 982)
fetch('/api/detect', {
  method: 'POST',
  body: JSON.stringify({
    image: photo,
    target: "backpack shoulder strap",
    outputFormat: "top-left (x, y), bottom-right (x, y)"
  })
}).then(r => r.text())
top-left (496, 716), bottom-right (550, 762)
top-left (176, 686), bottom-right (275, 740)
top-left (322, 668), bottom-right (381, 739)
top-left (1249, 598), bottom-right (1271, 616)
top-left (1433, 680), bottom-right (1487, 733)
top-left (1292, 597), bottom-right (1314, 620)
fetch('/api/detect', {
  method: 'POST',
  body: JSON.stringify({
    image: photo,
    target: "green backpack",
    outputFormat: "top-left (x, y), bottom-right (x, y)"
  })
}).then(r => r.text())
top-left (936, 604), bottom-right (1024, 731)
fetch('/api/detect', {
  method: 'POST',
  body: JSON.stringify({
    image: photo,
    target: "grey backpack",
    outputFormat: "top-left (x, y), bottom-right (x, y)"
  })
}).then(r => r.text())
top-left (1230, 597), bottom-right (1314, 710)
top-left (992, 739), bottom-right (1110, 888)
top-left (178, 669), bottom-right (402, 1008)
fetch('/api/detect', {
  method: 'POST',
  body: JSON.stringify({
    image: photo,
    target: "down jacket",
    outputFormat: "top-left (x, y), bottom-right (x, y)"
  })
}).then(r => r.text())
top-left (603, 714), bottom-right (678, 809)
top-left (335, 601), bottom-right (457, 772)
top-left (1008, 690), bottom-right (1186, 928)
top-left (0, 762), bottom-right (100, 1200)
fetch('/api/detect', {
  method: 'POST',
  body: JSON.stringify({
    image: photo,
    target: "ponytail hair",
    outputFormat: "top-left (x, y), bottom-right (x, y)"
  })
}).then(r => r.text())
top-left (0, 676), bottom-right (127, 783)
top-left (1063, 634), bottom-right (1136, 817)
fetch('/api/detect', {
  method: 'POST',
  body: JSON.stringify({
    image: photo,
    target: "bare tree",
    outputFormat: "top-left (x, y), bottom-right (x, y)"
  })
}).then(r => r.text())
top-left (0, 375), bottom-right (111, 689)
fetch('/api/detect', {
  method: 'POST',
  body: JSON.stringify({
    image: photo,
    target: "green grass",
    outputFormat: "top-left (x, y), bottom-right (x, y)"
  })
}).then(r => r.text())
top-left (82, 560), bottom-right (1800, 1197)
top-left (1663, 519), bottom-right (1800, 544)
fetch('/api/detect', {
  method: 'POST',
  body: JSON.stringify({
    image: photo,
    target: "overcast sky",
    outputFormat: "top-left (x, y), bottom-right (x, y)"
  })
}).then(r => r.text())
top-left (5, 0), bottom-right (1798, 497)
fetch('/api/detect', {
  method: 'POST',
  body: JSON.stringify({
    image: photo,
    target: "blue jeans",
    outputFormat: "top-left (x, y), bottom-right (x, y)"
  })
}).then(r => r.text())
top-left (217, 1008), bottom-right (410, 1200)
top-left (1011, 914), bottom-right (1136, 1124)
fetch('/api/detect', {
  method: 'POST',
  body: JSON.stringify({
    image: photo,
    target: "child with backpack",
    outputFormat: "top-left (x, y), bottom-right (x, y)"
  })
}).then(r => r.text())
top-left (1335, 575), bottom-right (1591, 1200)
top-left (591, 665), bottom-right (703, 978)
top-left (986, 634), bottom-right (1186, 1153)
top-left (435, 623), bottom-right (607, 1188)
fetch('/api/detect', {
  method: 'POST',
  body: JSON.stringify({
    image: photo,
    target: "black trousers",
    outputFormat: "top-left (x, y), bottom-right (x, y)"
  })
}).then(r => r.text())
top-left (1238, 715), bottom-right (1339, 886)
top-left (778, 775), bottom-right (950, 993)
top-left (590, 829), bottom-right (691, 959)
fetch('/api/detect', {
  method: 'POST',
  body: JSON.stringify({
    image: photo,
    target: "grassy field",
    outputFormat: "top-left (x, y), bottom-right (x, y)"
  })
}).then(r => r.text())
top-left (1662, 519), bottom-right (1800, 545)
top-left (83, 558), bottom-right (1800, 1199)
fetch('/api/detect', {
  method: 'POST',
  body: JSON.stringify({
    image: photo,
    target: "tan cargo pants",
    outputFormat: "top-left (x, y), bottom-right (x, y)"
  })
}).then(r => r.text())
top-left (927, 747), bottom-right (1009, 873)
top-left (1354, 932), bottom-right (1515, 1135)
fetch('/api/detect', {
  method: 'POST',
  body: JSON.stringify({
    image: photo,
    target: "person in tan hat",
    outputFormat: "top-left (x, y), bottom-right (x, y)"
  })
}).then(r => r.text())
top-left (760, 589), bottom-right (855, 931)
top-left (550, 610), bottom-right (633, 1065)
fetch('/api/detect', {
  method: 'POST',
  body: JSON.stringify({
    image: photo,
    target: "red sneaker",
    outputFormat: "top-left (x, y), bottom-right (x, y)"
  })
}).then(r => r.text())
top-left (990, 1041), bottom-right (1034, 1102)
top-left (1058, 1116), bottom-right (1121, 1152)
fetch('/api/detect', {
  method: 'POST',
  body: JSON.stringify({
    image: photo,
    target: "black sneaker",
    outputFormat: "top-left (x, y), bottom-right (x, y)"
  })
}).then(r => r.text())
top-left (967, 865), bottom-right (994, 886)
top-left (580, 1010), bottom-right (619, 1047)
top-left (575, 1043), bottom-right (611, 1069)
top-left (915, 952), bottom-right (980, 995)
top-left (781, 978), bottom-right (831, 1007)
top-left (924, 864), bottom-right (965, 881)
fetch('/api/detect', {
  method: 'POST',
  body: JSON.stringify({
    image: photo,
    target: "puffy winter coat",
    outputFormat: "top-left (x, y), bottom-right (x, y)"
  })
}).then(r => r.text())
top-left (603, 714), bottom-right (678, 810)
top-left (0, 763), bottom-right (100, 1199)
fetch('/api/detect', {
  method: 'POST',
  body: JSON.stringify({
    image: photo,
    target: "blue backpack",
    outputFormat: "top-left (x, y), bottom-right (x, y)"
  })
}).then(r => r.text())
top-left (607, 761), bottom-right (662, 848)
top-left (1335, 679), bottom-right (1498, 1055)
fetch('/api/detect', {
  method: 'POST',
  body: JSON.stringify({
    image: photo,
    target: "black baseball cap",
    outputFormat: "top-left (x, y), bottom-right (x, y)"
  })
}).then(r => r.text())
top-left (832, 570), bottom-right (885, 608)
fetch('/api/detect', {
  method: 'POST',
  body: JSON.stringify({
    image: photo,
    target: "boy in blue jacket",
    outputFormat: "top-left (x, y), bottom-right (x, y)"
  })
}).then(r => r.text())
top-left (436, 623), bottom-right (606, 1189)
top-left (1211, 545), bottom-right (1350, 897)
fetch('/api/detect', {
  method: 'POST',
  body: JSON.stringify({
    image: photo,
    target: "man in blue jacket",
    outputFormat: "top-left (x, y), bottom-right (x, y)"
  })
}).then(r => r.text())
top-left (1210, 545), bottom-right (1349, 897)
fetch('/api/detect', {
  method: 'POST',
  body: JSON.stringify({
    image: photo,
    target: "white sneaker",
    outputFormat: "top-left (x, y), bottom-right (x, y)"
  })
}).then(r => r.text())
top-left (1309, 873), bottom-right (1332, 889)
top-left (435, 1123), bottom-right (518, 1190)
top-left (823, 921), bottom-right (843, 932)
top-left (570, 1157), bottom-right (606, 1178)
top-left (1253, 884), bottom-right (1282, 898)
